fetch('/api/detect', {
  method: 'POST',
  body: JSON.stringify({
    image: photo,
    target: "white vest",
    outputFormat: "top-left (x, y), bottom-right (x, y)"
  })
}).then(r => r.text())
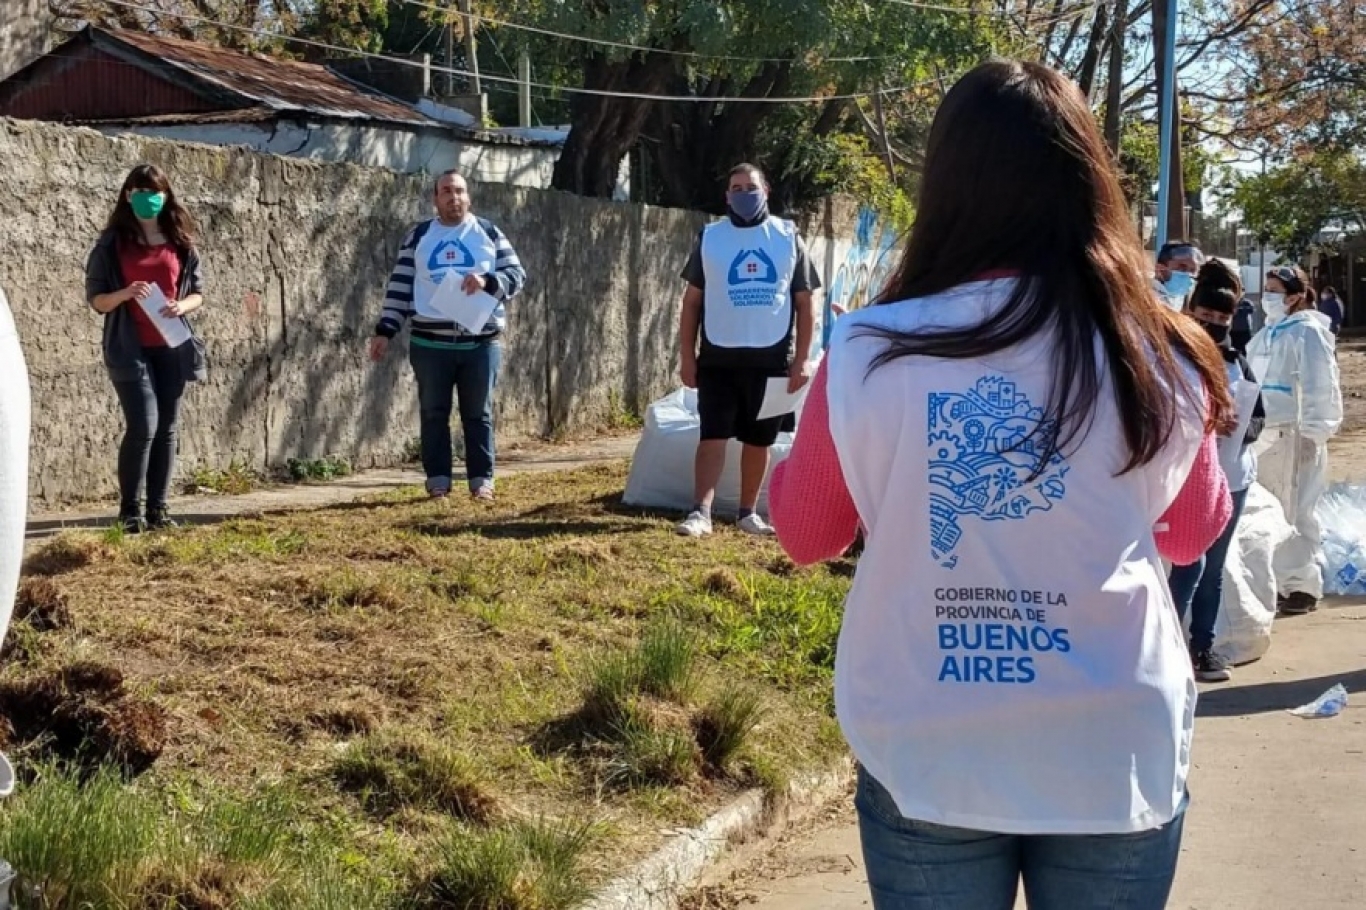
top-left (826, 280), bottom-right (1206, 835)
top-left (700, 217), bottom-right (798, 349)
top-left (413, 217), bottom-right (500, 320)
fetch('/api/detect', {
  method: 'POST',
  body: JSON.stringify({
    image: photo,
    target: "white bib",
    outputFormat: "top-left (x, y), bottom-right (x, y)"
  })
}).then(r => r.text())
top-left (700, 217), bottom-right (798, 349)
top-left (413, 218), bottom-right (499, 320)
top-left (826, 281), bottom-right (1206, 835)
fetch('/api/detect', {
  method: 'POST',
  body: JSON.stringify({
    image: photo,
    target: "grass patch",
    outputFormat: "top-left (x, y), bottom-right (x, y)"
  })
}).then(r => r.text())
top-left (426, 818), bottom-right (599, 910)
top-left (10, 462), bottom-right (849, 905)
top-left (186, 458), bottom-right (264, 495)
top-left (287, 455), bottom-right (353, 483)
top-left (333, 733), bottom-right (499, 822)
top-left (0, 765), bottom-right (158, 906)
top-left (0, 766), bottom-right (394, 909)
top-left (695, 686), bottom-right (763, 772)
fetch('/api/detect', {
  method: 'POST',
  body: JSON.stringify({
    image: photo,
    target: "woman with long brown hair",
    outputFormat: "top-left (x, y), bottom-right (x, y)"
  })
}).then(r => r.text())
top-left (86, 164), bottom-right (207, 533)
top-left (768, 61), bottom-right (1235, 908)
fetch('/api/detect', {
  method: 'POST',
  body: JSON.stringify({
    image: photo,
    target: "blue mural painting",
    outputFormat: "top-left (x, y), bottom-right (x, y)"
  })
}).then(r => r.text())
top-left (927, 377), bottom-right (1070, 570)
top-left (822, 207), bottom-right (900, 347)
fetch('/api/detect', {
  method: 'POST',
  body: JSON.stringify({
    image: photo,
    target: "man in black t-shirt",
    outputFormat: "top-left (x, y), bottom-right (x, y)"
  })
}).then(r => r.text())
top-left (675, 163), bottom-right (822, 538)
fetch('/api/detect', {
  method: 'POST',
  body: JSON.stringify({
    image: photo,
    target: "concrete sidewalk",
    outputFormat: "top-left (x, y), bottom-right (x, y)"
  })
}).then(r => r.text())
top-left (702, 598), bottom-right (1366, 910)
top-left (25, 434), bottom-right (640, 546)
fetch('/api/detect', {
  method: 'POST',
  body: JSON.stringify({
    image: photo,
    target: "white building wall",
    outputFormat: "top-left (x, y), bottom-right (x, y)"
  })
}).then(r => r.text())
top-left (100, 120), bottom-right (586, 193)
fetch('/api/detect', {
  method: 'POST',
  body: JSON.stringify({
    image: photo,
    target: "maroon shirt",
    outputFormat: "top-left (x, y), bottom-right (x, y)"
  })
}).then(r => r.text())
top-left (117, 242), bottom-right (181, 348)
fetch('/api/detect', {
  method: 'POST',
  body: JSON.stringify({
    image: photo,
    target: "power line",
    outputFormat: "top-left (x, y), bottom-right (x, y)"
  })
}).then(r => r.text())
top-left (97, 0), bottom-right (945, 103)
top-left (400, 0), bottom-right (898, 64)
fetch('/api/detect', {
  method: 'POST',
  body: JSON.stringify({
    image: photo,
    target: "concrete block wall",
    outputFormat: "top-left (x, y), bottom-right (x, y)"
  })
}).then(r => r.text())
top-left (0, 118), bottom-right (869, 506)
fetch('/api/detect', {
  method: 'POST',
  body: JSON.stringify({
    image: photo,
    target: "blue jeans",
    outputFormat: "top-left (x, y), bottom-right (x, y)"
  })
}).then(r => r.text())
top-left (409, 340), bottom-right (501, 493)
top-left (856, 769), bottom-right (1184, 910)
top-left (1169, 487), bottom-right (1249, 654)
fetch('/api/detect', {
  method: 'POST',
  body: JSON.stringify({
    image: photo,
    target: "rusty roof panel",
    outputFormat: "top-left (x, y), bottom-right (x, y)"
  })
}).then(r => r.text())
top-left (0, 42), bottom-right (220, 121)
top-left (98, 28), bottom-right (433, 126)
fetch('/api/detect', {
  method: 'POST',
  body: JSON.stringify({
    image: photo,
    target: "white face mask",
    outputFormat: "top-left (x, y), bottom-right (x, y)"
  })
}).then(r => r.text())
top-left (1261, 292), bottom-right (1287, 323)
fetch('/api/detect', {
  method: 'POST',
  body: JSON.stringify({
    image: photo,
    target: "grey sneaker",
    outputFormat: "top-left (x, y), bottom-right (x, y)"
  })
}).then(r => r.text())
top-left (737, 513), bottom-right (776, 537)
top-left (1193, 650), bottom-right (1232, 683)
top-left (676, 511), bottom-right (713, 537)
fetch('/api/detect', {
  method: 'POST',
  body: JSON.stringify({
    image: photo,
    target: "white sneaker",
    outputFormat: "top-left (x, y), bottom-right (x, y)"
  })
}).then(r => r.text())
top-left (676, 511), bottom-right (713, 537)
top-left (737, 513), bottom-right (775, 537)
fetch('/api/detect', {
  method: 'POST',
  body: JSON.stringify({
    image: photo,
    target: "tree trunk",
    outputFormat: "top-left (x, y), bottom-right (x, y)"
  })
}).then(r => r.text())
top-left (1075, 2), bottom-right (1110, 98)
top-left (1103, 0), bottom-right (1126, 153)
top-left (642, 61), bottom-right (794, 211)
top-left (551, 53), bottom-right (677, 198)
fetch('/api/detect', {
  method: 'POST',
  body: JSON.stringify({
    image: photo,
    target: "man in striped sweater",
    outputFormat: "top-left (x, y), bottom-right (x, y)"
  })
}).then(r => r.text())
top-left (369, 171), bottom-right (527, 501)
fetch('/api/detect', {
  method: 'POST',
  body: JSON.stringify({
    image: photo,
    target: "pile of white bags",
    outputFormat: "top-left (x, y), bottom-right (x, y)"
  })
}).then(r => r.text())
top-left (1212, 483), bottom-right (1294, 665)
top-left (0, 287), bottom-right (29, 651)
top-left (622, 388), bottom-right (794, 518)
top-left (1318, 482), bottom-right (1366, 596)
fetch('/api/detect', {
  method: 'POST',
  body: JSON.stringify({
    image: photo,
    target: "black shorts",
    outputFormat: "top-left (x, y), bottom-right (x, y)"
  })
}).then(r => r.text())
top-left (697, 367), bottom-right (788, 448)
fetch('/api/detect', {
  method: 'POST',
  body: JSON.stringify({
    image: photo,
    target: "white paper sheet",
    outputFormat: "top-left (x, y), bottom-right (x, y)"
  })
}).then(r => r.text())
top-left (1217, 378), bottom-right (1262, 472)
top-left (429, 274), bottom-right (500, 333)
top-left (137, 285), bottom-right (192, 348)
top-left (757, 376), bottom-right (808, 420)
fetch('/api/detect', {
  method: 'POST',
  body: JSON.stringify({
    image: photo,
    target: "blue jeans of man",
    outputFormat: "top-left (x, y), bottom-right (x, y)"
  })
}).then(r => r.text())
top-left (409, 339), bottom-right (501, 493)
top-left (1169, 487), bottom-right (1249, 654)
top-left (855, 769), bottom-right (1185, 910)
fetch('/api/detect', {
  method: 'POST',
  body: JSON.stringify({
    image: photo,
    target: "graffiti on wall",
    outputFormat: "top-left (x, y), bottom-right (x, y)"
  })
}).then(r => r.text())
top-left (829, 207), bottom-right (900, 315)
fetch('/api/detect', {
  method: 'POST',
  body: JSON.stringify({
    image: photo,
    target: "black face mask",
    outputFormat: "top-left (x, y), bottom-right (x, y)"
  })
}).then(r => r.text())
top-left (1199, 320), bottom-right (1230, 345)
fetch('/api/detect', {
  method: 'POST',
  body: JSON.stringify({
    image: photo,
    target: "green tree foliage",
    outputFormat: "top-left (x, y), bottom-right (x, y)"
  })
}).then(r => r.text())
top-left (494, 0), bottom-right (995, 210)
top-left (1229, 151), bottom-right (1366, 258)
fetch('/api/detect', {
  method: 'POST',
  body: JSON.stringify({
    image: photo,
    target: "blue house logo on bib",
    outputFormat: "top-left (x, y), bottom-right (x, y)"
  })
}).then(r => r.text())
top-left (726, 249), bottom-right (780, 307)
top-left (927, 376), bottom-right (1069, 569)
top-left (428, 237), bottom-right (476, 283)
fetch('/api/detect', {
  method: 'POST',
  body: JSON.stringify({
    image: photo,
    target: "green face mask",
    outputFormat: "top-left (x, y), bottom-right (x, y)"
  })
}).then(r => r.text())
top-left (129, 190), bottom-right (166, 220)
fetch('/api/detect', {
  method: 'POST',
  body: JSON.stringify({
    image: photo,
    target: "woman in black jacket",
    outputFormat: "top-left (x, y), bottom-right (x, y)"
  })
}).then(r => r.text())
top-left (85, 164), bottom-right (207, 533)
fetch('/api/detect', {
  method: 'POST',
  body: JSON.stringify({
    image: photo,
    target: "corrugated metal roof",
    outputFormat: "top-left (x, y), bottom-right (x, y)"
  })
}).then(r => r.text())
top-left (93, 27), bottom-right (435, 127)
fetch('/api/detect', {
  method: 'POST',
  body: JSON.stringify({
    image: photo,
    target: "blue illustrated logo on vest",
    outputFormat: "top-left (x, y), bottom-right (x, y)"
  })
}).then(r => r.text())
top-left (428, 237), bottom-right (476, 283)
top-left (927, 377), bottom-right (1069, 569)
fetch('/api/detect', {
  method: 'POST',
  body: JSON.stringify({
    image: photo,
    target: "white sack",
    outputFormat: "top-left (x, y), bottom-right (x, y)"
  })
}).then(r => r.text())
top-left (0, 288), bottom-right (31, 650)
top-left (1213, 483), bottom-right (1294, 665)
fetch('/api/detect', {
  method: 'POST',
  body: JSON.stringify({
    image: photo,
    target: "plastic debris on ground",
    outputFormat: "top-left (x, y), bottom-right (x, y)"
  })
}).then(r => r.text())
top-left (1288, 683), bottom-right (1349, 719)
top-left (1317, 483), bottom-right (1366, 596)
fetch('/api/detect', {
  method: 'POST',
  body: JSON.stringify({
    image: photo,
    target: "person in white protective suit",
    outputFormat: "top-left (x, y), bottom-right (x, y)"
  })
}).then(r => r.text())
top-left (1246, 265), bottom-right (1343, 614)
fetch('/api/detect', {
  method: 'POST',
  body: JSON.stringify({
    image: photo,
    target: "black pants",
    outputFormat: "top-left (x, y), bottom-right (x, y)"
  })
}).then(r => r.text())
top-left (112, 347), bottom-right (187, 516)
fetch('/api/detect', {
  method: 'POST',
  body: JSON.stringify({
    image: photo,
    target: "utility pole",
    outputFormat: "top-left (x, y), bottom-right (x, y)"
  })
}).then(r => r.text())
top-left (458, 0), bottom-right (481, 96)
top-left (518, 51), bottom-right (532, 128)
top-left (445, 5), bottom-right (455, 97)
top-left (1153, 0), bottom-right (1184, 249)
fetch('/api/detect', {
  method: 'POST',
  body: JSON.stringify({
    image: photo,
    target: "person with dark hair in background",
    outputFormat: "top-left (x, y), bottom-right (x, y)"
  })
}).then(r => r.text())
top-left (1170, 260), bottom-right (1265, 682)
top-left (1248, 265), bottom-right (1343, 615)
top-left (767, 60), bottom-right (1234, 909)
top-left (1318, 285), bottom-right (1344, 336)
top-left (1154, 239), bottom-right (1204, 310)
top-left (1231, 293), bottom-right (1257, 355)
top-left (86, 164), bottom-right (207, 534)
top-left (675, 163), bottom-right (821, 538)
